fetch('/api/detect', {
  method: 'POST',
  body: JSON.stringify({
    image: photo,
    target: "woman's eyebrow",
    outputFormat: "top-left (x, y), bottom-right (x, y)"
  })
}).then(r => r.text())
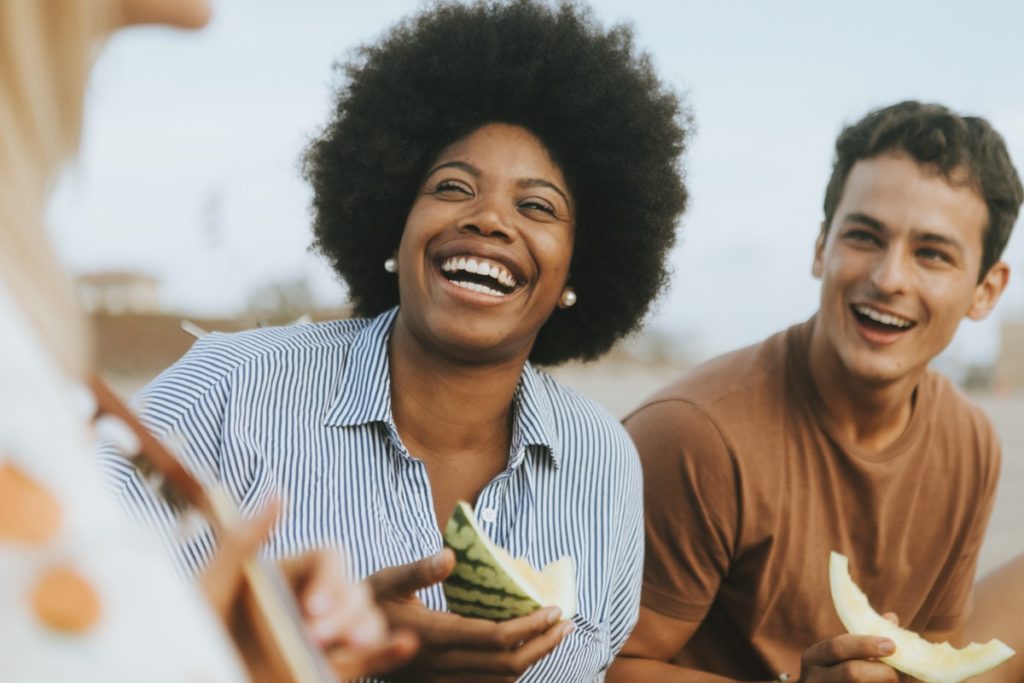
top-left (424, 160), bottom-right (479, 178)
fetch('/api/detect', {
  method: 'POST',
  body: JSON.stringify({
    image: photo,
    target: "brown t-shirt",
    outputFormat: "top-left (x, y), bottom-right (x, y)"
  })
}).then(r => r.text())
top-left (626, 319), bottom-right (1000, 680)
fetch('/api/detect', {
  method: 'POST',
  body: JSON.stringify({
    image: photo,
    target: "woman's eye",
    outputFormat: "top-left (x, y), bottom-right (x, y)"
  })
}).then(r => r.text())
top-left (520, 199), bottom-right (556, 216)
top-left (433, 179), bottom-right (472, 195)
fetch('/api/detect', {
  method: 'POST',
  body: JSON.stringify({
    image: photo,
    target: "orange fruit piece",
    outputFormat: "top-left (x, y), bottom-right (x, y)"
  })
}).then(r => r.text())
top-left (0, 462), bottom-right (62, 543)
top-left (31, 565), bottom-right (102, 633)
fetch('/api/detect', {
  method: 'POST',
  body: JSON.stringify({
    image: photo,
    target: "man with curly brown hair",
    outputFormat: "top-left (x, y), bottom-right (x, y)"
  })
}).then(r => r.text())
top-left (611, 101), bottom-right (1022, 683)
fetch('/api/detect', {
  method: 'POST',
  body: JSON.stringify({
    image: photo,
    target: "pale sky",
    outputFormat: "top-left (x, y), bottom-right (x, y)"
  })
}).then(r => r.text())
top-left (48, 0), bottom-right (1024, 366)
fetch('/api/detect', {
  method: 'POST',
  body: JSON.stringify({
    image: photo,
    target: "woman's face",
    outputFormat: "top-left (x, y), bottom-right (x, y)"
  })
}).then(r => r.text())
top-left (395, 123), bottom-right (576, 364)
top-left (118, 0), bottom-right (211, 29)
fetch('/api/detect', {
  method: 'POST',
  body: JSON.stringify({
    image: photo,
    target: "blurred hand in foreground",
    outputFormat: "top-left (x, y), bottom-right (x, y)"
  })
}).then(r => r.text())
top-left (201, 497), bottom-right (418, 681)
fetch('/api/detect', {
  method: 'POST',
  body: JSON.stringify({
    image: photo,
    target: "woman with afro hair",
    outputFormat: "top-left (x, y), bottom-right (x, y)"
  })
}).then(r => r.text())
top-left (113, 0), bottom-right (689, 679)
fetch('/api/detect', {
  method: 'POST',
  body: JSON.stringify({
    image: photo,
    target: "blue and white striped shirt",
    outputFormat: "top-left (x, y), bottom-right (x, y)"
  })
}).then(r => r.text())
top-left (102, 308), bottom-right (643, 682)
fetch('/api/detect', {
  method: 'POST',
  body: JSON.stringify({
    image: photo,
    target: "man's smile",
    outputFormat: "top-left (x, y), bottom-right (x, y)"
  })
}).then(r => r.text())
top-left (850, 302), bottom-right (917, 345)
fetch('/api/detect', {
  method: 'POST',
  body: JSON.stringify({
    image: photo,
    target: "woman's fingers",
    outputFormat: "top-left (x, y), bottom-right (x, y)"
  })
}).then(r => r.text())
top-left (367, 549), bottom-right (455, 601)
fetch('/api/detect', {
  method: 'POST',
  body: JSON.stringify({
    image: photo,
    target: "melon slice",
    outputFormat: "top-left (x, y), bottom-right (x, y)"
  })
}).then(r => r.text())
top-left (442, 501), bottom-right (576, 621)
top-left (829, 551), bottom-right (1014, 683)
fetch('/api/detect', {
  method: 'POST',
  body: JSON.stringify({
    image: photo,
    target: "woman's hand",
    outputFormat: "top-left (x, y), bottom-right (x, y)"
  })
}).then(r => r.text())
top-left (367, 549), bottom-right (574, 682)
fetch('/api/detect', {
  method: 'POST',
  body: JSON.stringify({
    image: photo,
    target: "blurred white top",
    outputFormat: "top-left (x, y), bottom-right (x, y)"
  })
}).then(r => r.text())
top-left (0, 281), bottom-right (246, 683)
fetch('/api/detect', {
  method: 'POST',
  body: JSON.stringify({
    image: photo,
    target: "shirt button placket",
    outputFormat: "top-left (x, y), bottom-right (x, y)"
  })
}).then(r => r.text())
top-left (475, 480), bottom-right (507, 546)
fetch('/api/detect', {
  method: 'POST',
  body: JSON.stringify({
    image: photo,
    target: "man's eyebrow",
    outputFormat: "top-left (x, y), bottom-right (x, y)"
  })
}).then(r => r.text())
top-left (915, 230), bottom-right (965, 253)
top-left (424, 160), bottom-right (479, 178)
top-left (519, 178), bottom-right (571, 208)
top-left (843, 211), bottom-right (967, 253)
top-left (841, 212), bottom-right (886, 232)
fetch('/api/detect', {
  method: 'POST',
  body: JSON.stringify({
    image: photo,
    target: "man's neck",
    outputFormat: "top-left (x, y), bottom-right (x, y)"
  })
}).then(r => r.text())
top-left (807, 320), bottom-right (922, 454)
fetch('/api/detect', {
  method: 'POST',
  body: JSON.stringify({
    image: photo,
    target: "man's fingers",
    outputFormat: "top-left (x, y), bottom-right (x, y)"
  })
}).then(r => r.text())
top-left (881, 612), bottom-right (900, 626)
top-left (803, 634), bottom-right (896, 667)
top-left (827, 660), bottom-right (901, 683)
top-left (367, 549), bottom-right (454, 600)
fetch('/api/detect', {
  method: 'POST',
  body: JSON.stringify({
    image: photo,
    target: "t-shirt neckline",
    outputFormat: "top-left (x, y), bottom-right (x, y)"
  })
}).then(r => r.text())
top-left (788, 315), bottom-right (929, 464)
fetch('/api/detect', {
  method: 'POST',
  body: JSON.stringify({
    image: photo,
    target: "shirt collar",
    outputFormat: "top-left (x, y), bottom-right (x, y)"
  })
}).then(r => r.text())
top-left (323, 308), bottom-right (397, 428)
top-left (323, 306), bottom-right (560, 468)
top-left (510, 361), bottom-right (561, 469)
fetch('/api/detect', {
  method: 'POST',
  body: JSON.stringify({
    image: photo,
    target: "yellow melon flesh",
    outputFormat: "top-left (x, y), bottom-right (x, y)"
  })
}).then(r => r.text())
top-left (829, 551), bottom-right (1014, 683)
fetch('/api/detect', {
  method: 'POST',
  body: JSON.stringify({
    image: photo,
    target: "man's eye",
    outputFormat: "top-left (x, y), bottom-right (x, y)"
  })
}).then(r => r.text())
top-left (846, 229), bottom-right (880, 245)
top-left (918, 248), bottom-right (951, 264)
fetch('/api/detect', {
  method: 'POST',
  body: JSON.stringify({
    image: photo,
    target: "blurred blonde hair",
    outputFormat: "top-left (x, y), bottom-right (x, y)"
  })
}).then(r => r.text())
top-left (0, 0), bottom-right (116, 377)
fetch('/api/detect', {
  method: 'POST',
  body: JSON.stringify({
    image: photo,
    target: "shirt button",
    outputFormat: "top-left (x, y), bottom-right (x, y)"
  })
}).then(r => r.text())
top-left (480, 507), bottom-right (497, 523)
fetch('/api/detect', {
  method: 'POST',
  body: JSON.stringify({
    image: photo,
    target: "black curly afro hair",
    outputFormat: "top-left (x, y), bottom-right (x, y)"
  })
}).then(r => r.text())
top-left (304, 0), bottom-right (690, 365)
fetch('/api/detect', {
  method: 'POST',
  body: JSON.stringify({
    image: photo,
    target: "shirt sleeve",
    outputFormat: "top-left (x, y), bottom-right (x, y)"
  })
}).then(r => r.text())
top-left (926, 421), bottom-right (1002, 632)
top-left (95, 335), bottom-right (242, 575)
top-left (605, 432), bottom-right (645, 659)
top-left (625, 399), bottom-right (740, 623)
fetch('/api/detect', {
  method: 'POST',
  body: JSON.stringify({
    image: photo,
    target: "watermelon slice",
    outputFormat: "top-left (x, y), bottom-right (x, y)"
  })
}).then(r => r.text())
top-left (442, 501), bottom-right (576, 621)
top-left (829, 551), bottom-right (1014, 683)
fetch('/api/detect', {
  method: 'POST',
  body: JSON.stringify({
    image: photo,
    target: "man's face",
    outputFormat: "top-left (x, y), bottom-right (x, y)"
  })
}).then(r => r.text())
top-left (812, 152), bottom-right (1008, 386)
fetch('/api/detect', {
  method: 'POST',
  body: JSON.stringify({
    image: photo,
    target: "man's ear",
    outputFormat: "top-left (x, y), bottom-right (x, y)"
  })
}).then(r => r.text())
top-left (812, 223), bottom-right (828, 279)
top-left (967, 260), bottom-right (1010, 321)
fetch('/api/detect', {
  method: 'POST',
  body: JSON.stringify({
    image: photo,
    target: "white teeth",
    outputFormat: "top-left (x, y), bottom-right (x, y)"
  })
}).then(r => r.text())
top-left (440, 255), bottom-right (518, 290)
top-left (452, 280), bottom-right (506, 296)
top-left (854, 305), bottom-right (913, 328)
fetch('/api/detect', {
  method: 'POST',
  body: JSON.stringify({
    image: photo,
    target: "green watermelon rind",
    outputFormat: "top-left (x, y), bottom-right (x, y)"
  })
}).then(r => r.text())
top-left (442, 501), bottom-right (567, 621)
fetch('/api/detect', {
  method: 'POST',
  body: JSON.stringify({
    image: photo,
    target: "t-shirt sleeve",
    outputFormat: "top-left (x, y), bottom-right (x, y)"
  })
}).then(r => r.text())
top-left (625, 399), bottom-right (739, 622)
top-left (926, 422), bottom-right (1002, 633)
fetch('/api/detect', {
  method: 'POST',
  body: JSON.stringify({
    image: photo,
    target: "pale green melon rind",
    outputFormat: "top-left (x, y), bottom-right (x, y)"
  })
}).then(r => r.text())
top-left (443, 501), bottom-right (576, 620)
top-left (829, 551), bottom-right (1014, 683)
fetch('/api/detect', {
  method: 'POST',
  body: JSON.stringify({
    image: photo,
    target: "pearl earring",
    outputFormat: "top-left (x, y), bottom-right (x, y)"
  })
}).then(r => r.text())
top-left (384, 257), bottom-right (397, 273)
top-left (559, 287), bottom-right (577, 308)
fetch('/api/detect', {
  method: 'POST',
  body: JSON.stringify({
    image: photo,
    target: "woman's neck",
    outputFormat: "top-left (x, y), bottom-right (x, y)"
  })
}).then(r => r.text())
top-left (387, 315), bottom-right (528, 461)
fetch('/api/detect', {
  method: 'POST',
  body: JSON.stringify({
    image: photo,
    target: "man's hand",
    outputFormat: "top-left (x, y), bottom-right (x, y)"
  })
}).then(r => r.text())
top-left (798, 634), bottom-right (898, 683)
top-left (367, 549), bottom-right (575, 682)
